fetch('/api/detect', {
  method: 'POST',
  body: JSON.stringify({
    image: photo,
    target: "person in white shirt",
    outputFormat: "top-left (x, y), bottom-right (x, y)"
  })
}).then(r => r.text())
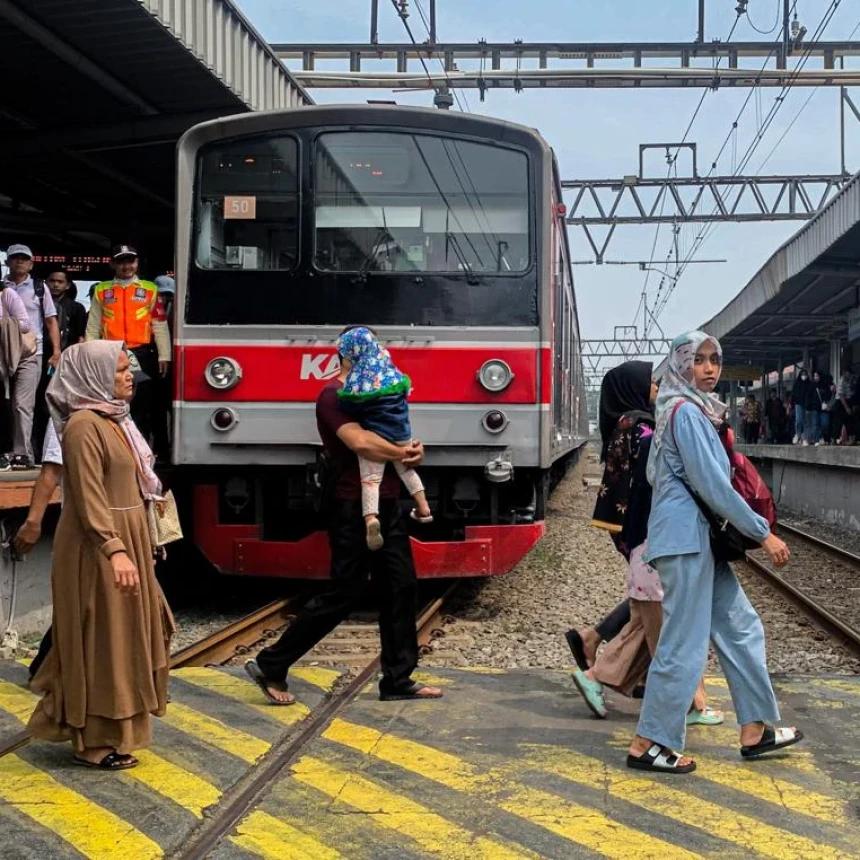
top-left (3, 244), bottom-right (61, 469)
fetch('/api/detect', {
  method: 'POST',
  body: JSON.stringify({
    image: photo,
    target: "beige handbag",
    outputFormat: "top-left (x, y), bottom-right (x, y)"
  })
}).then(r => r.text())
top-left (146, 490), bottom-right (183, 547)
top-left (109, 423), bottom-right (183, 547)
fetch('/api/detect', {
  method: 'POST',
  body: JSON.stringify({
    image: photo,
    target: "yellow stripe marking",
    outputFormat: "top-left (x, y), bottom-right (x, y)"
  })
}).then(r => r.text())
top-left (129, 750), bottom-right (221, 818)
top-left (289, 666), bottom-right (342, 691)
top-left (173, 668), bottom-right (312, 726)
top-left (161, 702), bottom-right (269, 763)
top-left (683, 753), bottom-right (850, 824)
top-left (324, 719), bottom-right (699, 859)
top-left (0, 678), bottom-right (37, 723)
top-left (0, 755), bottom-right (162, 859)
top-left (527, 746), bottom-right (852, 860)
top-left (292, 756), bottom-right (539, 860)
top-left (230, 809), bottom-right (344, 860)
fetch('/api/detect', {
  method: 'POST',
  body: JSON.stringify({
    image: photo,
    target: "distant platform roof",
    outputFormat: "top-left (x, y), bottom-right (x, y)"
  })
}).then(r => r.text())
top-left (0, 0), bottom-right (312, 259)
top-left (701, 172), bottom-right (860, 371)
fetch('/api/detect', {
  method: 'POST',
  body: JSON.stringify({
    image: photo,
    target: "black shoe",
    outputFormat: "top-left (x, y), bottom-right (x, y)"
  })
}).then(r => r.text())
top-left (564, 629), bottom-right (590, 673)
top-left (0, 455), bottom-right (10, 472)
top-left (9, 454), bottom-right (31, 471)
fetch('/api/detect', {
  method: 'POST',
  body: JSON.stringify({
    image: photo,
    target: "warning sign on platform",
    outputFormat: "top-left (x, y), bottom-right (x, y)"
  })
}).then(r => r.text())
top-left (224, 195), bottom-right (257, 219)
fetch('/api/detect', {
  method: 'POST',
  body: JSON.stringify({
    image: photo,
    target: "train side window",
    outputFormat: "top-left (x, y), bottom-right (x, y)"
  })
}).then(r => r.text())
top-left (195, 136), bottom-right (299, 270)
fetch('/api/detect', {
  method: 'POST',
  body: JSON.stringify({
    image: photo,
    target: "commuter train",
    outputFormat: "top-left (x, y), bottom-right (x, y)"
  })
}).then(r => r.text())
top-left (172, 105), bottom-right (588, 579)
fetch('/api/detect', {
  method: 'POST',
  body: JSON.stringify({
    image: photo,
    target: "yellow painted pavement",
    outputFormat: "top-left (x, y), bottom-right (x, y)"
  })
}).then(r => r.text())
top-left (527, 746), bottom-right (856, 860)
top-left (130, 750), bottom-right (222, 819)
top-left (292, 756), bottom-right (543, 860)
top-left (160, 701), bottom-right (270, 763)
top-left (0, 677), bottom-right (37, 723)
top-left (0, 755), bottom-right (162, 860)
top-left (323, 718), bottom-right (701, 860)
top-left (230, 809), bottom-right (345, 860)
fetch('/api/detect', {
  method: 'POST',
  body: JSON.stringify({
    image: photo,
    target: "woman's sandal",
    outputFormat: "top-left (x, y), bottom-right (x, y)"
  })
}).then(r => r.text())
top-left (571, 668), bottom-right (607, 719)
top-left (244, 660), bottom-right (295, 706)
top-left (685, 706), bottom-right (725, 726)
top-left (626, 743), bottom-right (696, 774)
top-left (564, 629), bottom-right (590, 672)
top-left (73, 751), bottom-right (138, 770)
top-left (409, 509), bottom-right (434, 524)
top-left (740, 725), bottom-right (803, 758)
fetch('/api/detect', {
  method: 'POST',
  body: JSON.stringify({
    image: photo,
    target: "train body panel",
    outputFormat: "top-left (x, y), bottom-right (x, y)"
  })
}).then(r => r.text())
top-left (172, 105), bottom-right (587, 578)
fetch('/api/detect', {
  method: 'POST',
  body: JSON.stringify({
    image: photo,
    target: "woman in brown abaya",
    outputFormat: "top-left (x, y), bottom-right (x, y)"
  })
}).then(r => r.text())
top-left (28, 340), bottom-right (174, 770)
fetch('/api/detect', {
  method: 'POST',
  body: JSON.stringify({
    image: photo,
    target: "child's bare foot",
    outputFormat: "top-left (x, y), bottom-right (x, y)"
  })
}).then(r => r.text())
top-left (366, 517), bottom-right (383, 551)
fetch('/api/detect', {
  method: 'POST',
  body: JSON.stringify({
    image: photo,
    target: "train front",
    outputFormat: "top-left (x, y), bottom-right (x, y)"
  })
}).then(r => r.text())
top-left (174, 106), bottom-right (561, 579)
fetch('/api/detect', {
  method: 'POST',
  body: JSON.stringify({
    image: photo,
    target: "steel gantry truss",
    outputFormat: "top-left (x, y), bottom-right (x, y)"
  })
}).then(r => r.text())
top-left (274, 39), bottom-right (860, 91)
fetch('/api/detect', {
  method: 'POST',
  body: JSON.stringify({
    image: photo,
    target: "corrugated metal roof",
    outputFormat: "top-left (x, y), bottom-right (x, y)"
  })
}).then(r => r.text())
top-left (0, 0), bottom-right (312, 266)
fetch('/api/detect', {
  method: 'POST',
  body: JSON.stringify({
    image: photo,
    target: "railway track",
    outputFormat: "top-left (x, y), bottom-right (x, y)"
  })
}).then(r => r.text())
top-left (743, 523), bottom-right (860, 658)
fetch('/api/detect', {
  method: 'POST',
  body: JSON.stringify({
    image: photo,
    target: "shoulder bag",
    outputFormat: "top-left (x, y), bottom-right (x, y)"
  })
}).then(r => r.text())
top-left (108, 422), bottom-right (183, 547)
top-left (670, 402), bottom-right (755, 563)
top-left (1, 289), bottom-right (37, 359)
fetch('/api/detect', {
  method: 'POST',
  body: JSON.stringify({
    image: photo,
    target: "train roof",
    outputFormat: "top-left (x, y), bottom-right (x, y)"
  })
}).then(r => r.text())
top-left (178, 103), bottom-right (551, 157)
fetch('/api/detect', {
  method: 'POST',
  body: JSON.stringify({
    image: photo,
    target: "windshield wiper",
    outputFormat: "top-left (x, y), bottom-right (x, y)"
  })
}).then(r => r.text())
top-left (351, 226), bottom-right (387, 284)
top-left (445, 232), bottom-right (480, 285)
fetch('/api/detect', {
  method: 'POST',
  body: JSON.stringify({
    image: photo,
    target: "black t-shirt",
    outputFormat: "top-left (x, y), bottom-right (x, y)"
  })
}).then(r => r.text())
top-left (315, 380), bottom-right (401, 501)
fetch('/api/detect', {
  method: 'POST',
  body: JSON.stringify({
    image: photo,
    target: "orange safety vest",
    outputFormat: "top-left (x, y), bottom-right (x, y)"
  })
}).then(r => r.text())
top-left (92, 279), bottom-right (159, 350)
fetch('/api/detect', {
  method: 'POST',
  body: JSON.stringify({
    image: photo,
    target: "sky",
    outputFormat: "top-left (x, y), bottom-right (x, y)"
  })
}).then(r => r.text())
top-left (236, 0), bottom-right (860, 349)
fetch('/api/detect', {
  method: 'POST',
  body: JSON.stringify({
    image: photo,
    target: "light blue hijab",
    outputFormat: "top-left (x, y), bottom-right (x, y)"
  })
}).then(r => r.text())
top-left (651, 330), bottom-right (728, 465)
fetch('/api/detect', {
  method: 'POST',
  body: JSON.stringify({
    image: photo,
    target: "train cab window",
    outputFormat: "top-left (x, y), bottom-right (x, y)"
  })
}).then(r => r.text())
top-left (195, 136), bottom-right (299, 270)
top-left (313, 131), bottom-right (530, 275)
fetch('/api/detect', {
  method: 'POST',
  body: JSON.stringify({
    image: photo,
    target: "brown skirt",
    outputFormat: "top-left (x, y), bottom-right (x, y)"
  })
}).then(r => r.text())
top-left (591, 600), bottom-right (662, 697)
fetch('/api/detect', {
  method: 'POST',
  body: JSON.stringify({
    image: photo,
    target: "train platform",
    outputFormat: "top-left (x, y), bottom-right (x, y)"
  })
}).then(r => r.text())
top-left (737, 443), bottom-right (860, 470)
top-left (1, 661), bottom-right (859, 859)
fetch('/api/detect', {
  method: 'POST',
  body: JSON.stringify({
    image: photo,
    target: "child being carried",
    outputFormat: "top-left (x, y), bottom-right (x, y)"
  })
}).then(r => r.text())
top-left (336, 327), bottom-right (433, 550)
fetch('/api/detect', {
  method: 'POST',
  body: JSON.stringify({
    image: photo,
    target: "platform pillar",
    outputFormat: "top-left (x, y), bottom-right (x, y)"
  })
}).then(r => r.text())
top-left (830, 339), bottom-right (842, 377)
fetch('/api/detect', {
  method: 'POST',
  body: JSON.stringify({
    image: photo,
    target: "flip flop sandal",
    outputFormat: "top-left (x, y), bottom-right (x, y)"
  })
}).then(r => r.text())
top-left (686, 706), bottom-right (725, 726)
top-left (627, 743), bottom-right (696, 774)
top-left (571, 668), bottom-right (607, 719)
top-left (379, 682), bottom-right (443, 701)
top-left (740, 725), bottom-right (804, 758)
top-left (73, 751), bottom-right (139, 770)
top-left (564, 629), bottom-right (590, 672)
top-left (244, 660), bottom-right (295, 706)
top-left (366, 519), bottom-right (384, 551)
top-left (409, 510), bottom-right (434, 524)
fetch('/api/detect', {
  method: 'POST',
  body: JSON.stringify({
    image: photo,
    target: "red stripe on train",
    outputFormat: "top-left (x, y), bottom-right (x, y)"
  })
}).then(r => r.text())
top-left (179, 345), bottom-right (550, 404)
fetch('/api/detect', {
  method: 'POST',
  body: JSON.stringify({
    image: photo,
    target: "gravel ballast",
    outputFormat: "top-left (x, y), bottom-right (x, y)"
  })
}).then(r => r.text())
top-left (423, 446), bottom-right (860, 675)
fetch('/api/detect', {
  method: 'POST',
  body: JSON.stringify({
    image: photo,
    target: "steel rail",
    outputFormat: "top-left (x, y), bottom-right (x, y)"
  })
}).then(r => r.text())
top-left (176, 582), bottom-right (459, 860)
top-left (169, 596), bottom-right (304, 669)
top-left (742, 553), bottom-right (860, 658)
top-left (776, 522), bottom-right (860, 567)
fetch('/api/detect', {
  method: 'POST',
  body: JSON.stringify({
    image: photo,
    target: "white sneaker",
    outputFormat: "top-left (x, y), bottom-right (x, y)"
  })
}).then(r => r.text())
top-left (802, 440), bottom-right (810, 446)
top-left (792, 435), bottom-right (799, 444)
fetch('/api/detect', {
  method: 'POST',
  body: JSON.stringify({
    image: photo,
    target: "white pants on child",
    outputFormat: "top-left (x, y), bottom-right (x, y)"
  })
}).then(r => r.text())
top-left (359, 440), bottom-right (424, 517)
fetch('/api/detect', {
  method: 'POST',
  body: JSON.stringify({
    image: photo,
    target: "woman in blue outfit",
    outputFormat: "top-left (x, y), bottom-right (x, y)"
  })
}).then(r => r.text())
top-left (626, 331), bottom-right (801, 775)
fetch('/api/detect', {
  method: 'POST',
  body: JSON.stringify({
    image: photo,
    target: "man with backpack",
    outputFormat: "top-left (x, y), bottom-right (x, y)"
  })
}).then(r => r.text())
top-left (2, 244), bottom-right (61, 470)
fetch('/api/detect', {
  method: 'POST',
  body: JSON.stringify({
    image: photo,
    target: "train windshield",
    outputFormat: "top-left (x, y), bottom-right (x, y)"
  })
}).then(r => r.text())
top-left (314, 132), bottom-right (530, 274)
top-left (195, 136), bottom-right (299, 270)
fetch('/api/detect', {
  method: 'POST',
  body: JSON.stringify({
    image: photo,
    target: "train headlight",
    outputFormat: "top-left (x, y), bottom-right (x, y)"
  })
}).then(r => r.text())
top-left (211, 407), bottom-right (239, 432)
top-left (205, 356), bottom-right (242, 391)
top-left (478, 359), bottom-right (514, 392)
top-left (482, 410), bottom-right (509, 434)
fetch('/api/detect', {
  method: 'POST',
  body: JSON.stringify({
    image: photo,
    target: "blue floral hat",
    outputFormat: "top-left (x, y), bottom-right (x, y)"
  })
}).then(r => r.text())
top-left (336, 327), bottom-right (411, 401)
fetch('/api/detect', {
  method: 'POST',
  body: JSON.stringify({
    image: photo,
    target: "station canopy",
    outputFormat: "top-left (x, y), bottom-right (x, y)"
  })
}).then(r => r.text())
top-left (702, 171), bottom-right (860, 374)
top-left (0, 0), bottom-right (311, 277)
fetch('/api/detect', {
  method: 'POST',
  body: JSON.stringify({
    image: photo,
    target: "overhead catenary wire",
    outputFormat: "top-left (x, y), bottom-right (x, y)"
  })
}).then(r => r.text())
top-left (747, 0), bottom-right (782, 35)
top-left (646, 0), bottom-right (844, 328)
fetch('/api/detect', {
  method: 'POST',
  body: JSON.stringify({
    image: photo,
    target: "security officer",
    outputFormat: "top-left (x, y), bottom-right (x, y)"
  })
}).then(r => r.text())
top-left (86, 245), bottom-right (170, 441)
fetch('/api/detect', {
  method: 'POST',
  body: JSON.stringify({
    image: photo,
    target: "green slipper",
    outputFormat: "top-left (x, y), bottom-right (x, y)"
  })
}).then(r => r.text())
top-left (686, 706), bottom-right (725, 726)
top-left (572, 669), bottom-right (607, 719)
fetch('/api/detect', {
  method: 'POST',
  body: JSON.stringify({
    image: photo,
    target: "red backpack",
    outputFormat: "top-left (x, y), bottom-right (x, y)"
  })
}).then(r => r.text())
top-left (671, 402), bottom-right (777, 528)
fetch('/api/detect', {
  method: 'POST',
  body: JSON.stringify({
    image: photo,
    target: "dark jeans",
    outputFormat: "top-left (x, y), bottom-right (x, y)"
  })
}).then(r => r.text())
top-left (130, 344), bottom-right (158, 443)
top-left (595, 600), bottom-right (631, 642)
top-left (744, 421), bottom-right (760, 444)
top-left (256, 498), bottom-right (419, 694)
top-left (32, 363), bottom-right (51, 463)
top-left (29, 625), bottom-right (52, 678)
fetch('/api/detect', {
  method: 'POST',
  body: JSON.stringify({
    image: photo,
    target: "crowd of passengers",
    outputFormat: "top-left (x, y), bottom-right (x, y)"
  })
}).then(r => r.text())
top-left (9, 268), bottom-right (801, 775)
top-left (0, 242), bottom-right (175, 472)
top-left (737, 365), bottom-right (860, 446)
